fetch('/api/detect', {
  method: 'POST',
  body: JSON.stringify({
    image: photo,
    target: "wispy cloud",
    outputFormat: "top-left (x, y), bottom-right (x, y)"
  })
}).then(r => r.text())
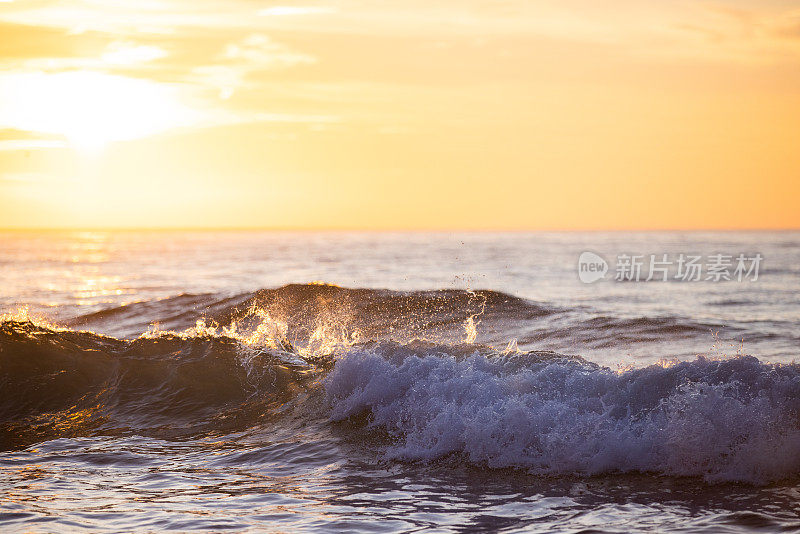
top-left (101, 41), bottom-right (167, 65)
top-left (258, 6), bottom-right (336, 17)
top-left (0, 65), bottom-right (338, 151)
top-left (0, 139), bottom-right (69, 151)
top-left (0, 172), bottom-right (70, 184)
top-left (224, 34), bottom-right (315, 67)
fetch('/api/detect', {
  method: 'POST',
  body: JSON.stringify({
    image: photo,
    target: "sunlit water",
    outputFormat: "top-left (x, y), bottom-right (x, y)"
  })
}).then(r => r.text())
top-left (1, 231), bottom-right (799, 532)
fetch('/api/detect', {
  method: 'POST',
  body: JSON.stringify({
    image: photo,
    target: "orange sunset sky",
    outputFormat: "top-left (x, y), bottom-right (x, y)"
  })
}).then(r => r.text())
top-left (0, 0), bottom-right (799, 230)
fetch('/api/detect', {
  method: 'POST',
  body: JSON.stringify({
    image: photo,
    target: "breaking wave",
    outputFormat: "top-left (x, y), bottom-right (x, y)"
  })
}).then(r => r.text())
top-left (63, 283), bottom-right (742, 354)
top-left (0, 320), bottom-right (323, 450)
top-left (2, 284), bottom-right (799, 484)
top-left (326, 342), bottom-right (800, 484)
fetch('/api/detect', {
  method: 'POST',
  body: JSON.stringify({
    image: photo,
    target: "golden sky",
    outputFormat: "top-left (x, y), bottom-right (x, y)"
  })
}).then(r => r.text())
top-left (1, 0), bottom-right (799, 229)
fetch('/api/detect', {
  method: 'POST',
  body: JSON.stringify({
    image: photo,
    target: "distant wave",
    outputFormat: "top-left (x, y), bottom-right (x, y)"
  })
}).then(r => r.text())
top-left (66, 292), bottom-right (254, 338)
top-left (65, 284), bottom-right (554, 343)
top-left (63, 283), bottom-right (742, 352)
top-left (518, 314), bottom-right (744, 351)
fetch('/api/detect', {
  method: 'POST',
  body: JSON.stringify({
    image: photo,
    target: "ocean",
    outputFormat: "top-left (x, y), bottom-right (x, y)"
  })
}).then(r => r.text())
top-left (1, 230), bottom-right (799, 532)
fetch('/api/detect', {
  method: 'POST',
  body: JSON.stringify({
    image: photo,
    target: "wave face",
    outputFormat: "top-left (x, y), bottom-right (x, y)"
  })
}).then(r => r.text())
top-left (66, 283), bottom-right (746, 362)
top-left (68, 283), bottom-right (552, 343)
top-left (3, 284), bottom-right (800, 485)
top-left (326, 343), bottom-right (800, 484)
top-left (0, 320), bottom-right (321, 450)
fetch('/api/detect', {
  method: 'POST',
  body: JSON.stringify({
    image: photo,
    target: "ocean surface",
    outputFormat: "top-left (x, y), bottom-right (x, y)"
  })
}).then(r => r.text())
top-left (1, 230), bottom-right (799, 532)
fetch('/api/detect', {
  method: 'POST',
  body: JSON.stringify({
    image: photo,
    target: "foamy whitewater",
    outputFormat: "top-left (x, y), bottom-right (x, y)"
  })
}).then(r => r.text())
top-left (1, 231), bottom-right (799, 532)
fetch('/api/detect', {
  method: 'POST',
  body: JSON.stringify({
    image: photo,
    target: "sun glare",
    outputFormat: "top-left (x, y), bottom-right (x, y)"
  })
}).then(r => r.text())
top-left (0, 71), bottom-right (197, 152)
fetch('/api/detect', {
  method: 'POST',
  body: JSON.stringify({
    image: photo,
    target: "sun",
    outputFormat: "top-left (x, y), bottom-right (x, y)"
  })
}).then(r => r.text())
top-left (0, 70), bottom-right (198, 152)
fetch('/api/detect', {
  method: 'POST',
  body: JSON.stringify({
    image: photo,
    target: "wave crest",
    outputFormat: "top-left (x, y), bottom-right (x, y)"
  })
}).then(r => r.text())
top-left (325, 342), bottom-right (800, 484)
top-left (0, 320), bottom-right (318, 450)
top-left (68, 283), bottom-right (552, 344)
top-left (5, 284), bottom-right (799, 484)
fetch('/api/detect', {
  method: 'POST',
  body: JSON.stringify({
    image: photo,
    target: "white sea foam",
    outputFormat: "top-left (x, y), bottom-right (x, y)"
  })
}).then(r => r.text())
top-left (325, 343), bottom-right (800, 484)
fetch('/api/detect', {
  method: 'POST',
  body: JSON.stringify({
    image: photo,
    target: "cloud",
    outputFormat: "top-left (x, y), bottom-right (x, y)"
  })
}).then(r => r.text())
top-left (191, 65), bottom-right (242, 100)
top-left (252, 112), bottom-right (338, 123)
top-left (224, 34), bottom-right (315, 68)
top-left (0, 68), bottom-right (339, 151)
top-left (1, 0), bottom-right (797, 150)
top-left (0, 22), bottom-right (109, 60)
top-left (0, 128), bottom-right (68, 151)
top-left (0, 70), bottom-right (205, 149)
top-left (0, 10), bottom-right (318, 114)
top-left (101, 42), bottom-right (167, 65)
top-left (258, 6), bottom-right (336, 17)
top-left (189, 34), bottom-right (315, 99)
top-left (0, 139), bottom-right (68, 151)
top-left (5, 41), bottom-right (169, 73)
top-left (0, 172), bottom-right (66, 184)
top-left (3, 0), bottom-right (798, 70)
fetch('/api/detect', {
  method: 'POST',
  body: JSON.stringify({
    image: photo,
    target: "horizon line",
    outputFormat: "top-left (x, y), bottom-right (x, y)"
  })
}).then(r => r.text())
top-left (1, 226), bottom-right (799, 233)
